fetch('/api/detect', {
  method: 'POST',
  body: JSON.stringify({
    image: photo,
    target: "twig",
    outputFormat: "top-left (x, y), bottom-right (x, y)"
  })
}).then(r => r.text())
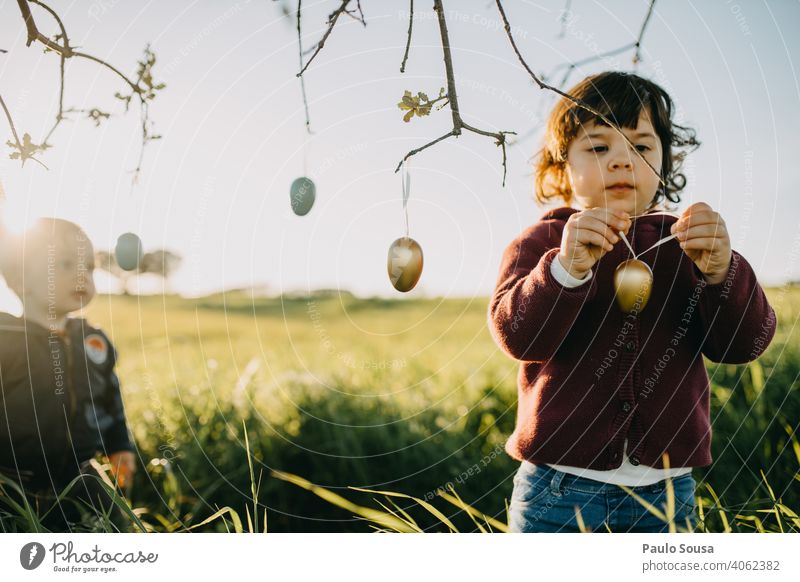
top-left (557, 0), bottom-right (572, 39)
top-left (0, 93), bottom-right (48, 168)
top-left (71, 51), bottom-right (141, 94)
top-left (30, 0), bottom-right (68, 45)
top-left (494, 0), bottom-right (665, 189)
top-left (343, 0), bottom-right (366, 26)
top-left (548, 42), bottom-right (637, 88)
top-left (32, 0), bottom-right (68, 147)
top-left (301, 42), bottom-right (319, 57)
top-left (296, 0), bottom-right (351, 77)
top-left (435, 0), bottom-right (460, 131)
top-left (400, 0), bottom-right (414, 73)
top-left (509, 0), bottom-right (658, 149)
top-left (11, 0), bottom-right (162, 183)
top-left (0, 94), bottom-right (22, 153)
top-left (395, 0), bottom-right (515, 186)
top-left (355, 0), bottom-right (365, 25)
top-left (395, 130), bottom-right (456, 168)
top-left (296, 0), bottom-right (312, 133)
top-left (546, 0), bottom-right (657, 88)
top-left (16, 0), bottom-right (39, 47)
top-left (633, 0), bottom-right (657, 64)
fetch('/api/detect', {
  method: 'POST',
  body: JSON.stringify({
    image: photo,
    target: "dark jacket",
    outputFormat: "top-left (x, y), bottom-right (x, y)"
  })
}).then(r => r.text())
top-left (0, 313), bottom-right (134, 489)
top-left (488, 207), bottom-right (777, 470)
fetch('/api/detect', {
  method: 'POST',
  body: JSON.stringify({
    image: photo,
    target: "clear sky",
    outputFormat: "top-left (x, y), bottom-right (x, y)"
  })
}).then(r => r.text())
top-left (1, 0), bottom-right (798, 308)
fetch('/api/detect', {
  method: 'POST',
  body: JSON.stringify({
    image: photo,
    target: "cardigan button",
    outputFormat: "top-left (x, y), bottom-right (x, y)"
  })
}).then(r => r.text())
top-left (625, 341), bottom-right (636, 351)
top-left (622, 401), bottom-right (631, 412)
top-left (630, 456), bottom-right (640, 466)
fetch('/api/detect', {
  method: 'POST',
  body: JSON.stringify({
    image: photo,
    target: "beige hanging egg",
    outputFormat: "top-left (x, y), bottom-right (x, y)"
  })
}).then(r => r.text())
top-left (387, 237), bottom-right (423, 292)
top-left (613, 259), bottom-right (653, 313)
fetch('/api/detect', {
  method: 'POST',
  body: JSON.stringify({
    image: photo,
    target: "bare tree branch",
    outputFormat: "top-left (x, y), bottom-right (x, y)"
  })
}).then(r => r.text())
top-left (343, 0), bottom-right (366, 26)
top-left (395, 130), bottom-right (456, 168)
top-left (510, 0), bottom-right (659, 148)
top-left (1, 95), bottom-right (22, 152)
top-left (494, 0), bottom-right (665, 189)
top-left (291, 0), bottom-right (659, 187)
top-left (30, 0), bottom-right (68, 148)
top-left (296, 0), bottom-right (351, 77)
top-left (634, 0), bottom-right (657, 64)
top-left (395, 0), bottom-right (515, 186)
top-left (17, 0), bottom-right (41, 48)
top-left (545, 0), bottom-right (657, 88)
top-left (30, 0), bottom-right (67, 45)
top-left (1, 92), bottom-right (48, 168)
top-left (400, 0), bottom-right (414, 73)
top-left (434, 0), bottom-right (461, 132)
top-left (9, 0), bottom-right (164, 184)
top-left (296, 0), bottom-right (312, 133)
top-left (355, 0), bottom-right (365, 25)
top-left (547, 42), bottom-right (637, 88)
top-left (556, 0), bottom-right (572, 39)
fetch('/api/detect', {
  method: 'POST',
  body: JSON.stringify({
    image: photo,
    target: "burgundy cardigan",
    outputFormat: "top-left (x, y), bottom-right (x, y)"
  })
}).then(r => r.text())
top-left (488, 207), bottom-right (777, 470)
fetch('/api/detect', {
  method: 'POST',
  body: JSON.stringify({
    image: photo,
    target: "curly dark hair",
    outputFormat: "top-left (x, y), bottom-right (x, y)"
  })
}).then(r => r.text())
top-left (534, 71), bottom-right (700, 208)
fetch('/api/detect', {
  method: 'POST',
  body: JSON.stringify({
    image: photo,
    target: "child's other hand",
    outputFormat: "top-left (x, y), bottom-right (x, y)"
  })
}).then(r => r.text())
top-left (558, 207), bottom-right (631, 279)
top-left (108, 451), bottom-right (136, 490)
top-left (670, 202), bottom-right (732, 285)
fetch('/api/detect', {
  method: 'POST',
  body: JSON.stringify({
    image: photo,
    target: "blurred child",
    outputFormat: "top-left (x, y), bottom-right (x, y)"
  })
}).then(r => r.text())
top-left (0, 218), bottom-right (136, 531)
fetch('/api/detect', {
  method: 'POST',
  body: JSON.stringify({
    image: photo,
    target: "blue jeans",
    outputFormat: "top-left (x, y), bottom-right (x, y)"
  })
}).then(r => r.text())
top-left (508, 461), bottom-right (698, 533)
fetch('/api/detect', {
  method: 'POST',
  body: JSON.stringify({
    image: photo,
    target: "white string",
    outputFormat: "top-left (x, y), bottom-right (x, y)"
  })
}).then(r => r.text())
top-left (303, 132), bottom-right (310, 177)
top-left (401, 160), bottom-right (411, 237)
top-left (618, 210), bottom-right (680, 259)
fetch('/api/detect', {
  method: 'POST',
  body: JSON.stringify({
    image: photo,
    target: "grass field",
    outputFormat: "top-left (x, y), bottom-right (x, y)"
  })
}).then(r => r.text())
top-left (2, 286), bottom-right (798, 532)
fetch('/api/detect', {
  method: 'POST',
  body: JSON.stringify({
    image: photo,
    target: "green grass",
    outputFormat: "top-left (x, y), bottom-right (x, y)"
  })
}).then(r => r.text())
top-left (1, 287), bottom-right (798, 532)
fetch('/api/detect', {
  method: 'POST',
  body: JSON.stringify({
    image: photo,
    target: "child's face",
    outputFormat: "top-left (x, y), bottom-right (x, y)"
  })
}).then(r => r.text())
top-left (565, 109), bottom-right (663, 216)
top-left (23, 228), bottom-right (96, 317)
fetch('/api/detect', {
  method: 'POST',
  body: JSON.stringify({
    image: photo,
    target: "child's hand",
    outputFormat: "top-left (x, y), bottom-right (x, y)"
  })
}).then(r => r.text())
top-left (108, 451), bottom-right (136, 490)
top-left (670, 202), bottom-right (732, 285)
top-left (558, 207), bottom-right (631, 279)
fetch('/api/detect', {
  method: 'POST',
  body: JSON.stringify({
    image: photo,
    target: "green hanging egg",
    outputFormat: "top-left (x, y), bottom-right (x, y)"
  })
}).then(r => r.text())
top-left (290, 177), bottom-right (316, 216)
top-left (115, 232), bottom-right (143, 271)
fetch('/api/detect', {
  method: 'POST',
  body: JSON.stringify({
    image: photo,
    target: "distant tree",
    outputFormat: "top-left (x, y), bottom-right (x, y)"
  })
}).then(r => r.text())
top-left (96, 249), bottom-right (181, 295)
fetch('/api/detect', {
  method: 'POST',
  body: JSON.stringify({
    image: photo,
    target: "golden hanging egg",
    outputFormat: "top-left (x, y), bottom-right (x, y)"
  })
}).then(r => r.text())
top-left (387, 237), bottom-right (423, 292)
top-left (613, 259), bottom-right (653, 313)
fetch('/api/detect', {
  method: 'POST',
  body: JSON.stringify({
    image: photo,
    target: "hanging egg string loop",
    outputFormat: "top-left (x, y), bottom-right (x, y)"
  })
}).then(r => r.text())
top-left (401, 159), bottom-right (411, 237)
top-left (617, 210), bottom-right (681, 260)
top-left (612, 211), bottom-right (681, 314)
